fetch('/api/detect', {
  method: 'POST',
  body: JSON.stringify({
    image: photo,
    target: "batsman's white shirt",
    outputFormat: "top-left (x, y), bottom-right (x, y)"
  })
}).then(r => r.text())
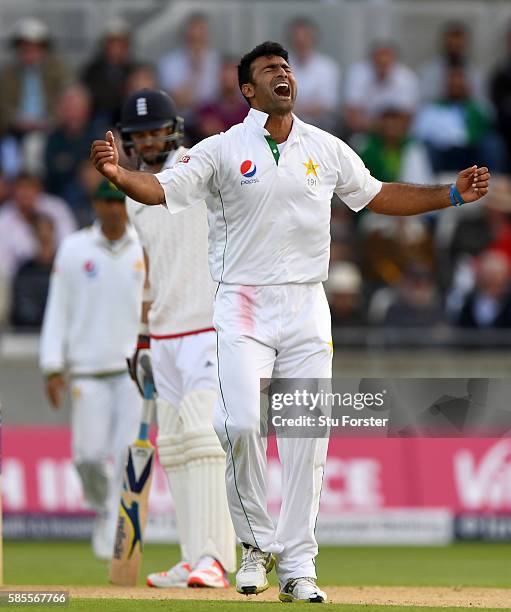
top-left (40, 223), bottom-right (145, 375)
top-left (156, 107), bottom-right (382, 284)
top-left (126, 147), bottom-right (215, 338)
top-left (126, 147), bottom-right (217, 407)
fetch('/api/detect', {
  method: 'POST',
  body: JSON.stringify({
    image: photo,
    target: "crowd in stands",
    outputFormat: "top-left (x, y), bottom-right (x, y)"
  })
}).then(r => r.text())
top-left (1, 13), bottom-right (511, 343)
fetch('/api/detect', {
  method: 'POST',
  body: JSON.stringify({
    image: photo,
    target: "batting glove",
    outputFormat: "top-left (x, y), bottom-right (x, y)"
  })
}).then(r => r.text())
top-left (127, 333), bottom-right (153, 397)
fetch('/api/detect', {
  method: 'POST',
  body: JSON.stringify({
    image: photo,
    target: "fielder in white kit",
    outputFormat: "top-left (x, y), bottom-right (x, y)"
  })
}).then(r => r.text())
top-left (40, 180), bottom-right (145, 559)
top-left (91, 41), bottom-right (490, 603)
top-left (119, 89), bottom-right (235, 588)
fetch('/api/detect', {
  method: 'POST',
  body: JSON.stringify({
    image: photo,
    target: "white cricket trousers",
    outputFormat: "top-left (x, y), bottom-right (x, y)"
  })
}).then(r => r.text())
top-left (213, 283), bottom-right (332, 584)
top-left (151, 331), bottom-right (217, 407)
top-left (70, 373), bottom-right (142, 537)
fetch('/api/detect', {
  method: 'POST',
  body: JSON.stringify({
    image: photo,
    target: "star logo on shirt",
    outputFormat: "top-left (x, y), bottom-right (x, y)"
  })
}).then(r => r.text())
top-left (303, 158), bottom-right (319, 177)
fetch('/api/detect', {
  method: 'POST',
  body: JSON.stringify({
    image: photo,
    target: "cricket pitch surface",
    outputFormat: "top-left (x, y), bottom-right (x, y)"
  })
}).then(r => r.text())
top-left (8, 585), bottom-right (511, 608)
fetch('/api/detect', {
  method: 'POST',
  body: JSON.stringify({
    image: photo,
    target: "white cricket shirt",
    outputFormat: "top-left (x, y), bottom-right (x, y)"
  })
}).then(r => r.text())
top-left (126, 147), bottom-right (215, 337)
top-left (156, 108), bottom-right (382, 285)
top-left (40, 223), bottom-right (145, 376)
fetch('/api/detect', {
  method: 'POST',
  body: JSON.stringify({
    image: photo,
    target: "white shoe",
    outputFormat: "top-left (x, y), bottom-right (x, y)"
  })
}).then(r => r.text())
top-left (188, 556), bottom-right (229, 588)
top-left (236, 544), bottom-right (275, 595)
top-left (279, 577), bottom-right (327, 603)
top-left (92, 514), bottom-right (113, 560)
top-left (147, 561), bottom-right (191, 588)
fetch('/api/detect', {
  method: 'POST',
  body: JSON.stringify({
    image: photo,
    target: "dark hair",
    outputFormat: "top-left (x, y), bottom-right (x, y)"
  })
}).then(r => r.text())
top-left (238, 41), bottom-right (289, 106)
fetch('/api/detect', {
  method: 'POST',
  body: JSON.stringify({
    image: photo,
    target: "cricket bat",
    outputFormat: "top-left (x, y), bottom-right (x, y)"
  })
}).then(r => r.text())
top-left (109, 372), bottom-right (155, 586)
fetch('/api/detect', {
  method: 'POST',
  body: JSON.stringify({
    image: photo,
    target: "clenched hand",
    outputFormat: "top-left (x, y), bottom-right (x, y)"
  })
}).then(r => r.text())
top-left (90, 131), bottom-right (120, 182)
top-left (456, 166), bottom-right (491, 203)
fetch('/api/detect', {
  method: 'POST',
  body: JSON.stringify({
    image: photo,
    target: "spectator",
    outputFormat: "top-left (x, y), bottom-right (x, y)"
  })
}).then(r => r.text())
top-left (0, 173), bottom-right (76, 279)
top-left (325, 262), bottom-right (365, 326)
top-left (360, 213), bottom-right (435, 292)
top-left (356, 106), bottom-right (434, 184)
top-left (420, 22), bottom-right (485, 104)
top-left (455, 252), bottom-right (511, 328)
top-left (0, 18), bottom-right (71, 173)
top-left (413, 66), bottom-right (504, 172)
top-left (344, 41), bottom-right (419, 135)
top-left (124, 63), bottom-right (159, 97)
top-left (196, 56), bottom-right (247, 138)
top-left (158, 13), bottom-right (220, 134)
top-left (490, 24), bottom-right (511, 169)
top-left (81, 18), bottom-right (137, 126)
top-left (10, 213), bottom-right (56, 328)
top-left (44, 85), bottom-right (102, 219)
top-left (451, 175), bottom-right (511, 266)
top-left (330, 203), bottom-right (360, 264)
top-left (382, 266), bottom-right (445, 328)
top-left (286, 16), bottom-right (341, 130)
top-left (446, 176), bottom-right (511, 311)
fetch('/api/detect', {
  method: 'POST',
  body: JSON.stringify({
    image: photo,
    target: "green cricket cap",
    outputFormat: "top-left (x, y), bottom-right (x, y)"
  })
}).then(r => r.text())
top-left (94, 179), bottom-right (125, 202)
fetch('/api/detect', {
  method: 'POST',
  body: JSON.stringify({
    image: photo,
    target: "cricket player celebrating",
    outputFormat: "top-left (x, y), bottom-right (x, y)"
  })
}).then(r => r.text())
top-left (91, 41), bottom-right (490, 602)
top-left (119, 89), bottom-right (236, 588)
top-left (40, 180), bottom-right (145, 559)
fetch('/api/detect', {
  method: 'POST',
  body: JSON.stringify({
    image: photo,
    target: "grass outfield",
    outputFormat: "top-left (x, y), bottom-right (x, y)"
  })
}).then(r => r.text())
top-left (4, 541), bottom-right (511, 610)
top-left (5, 541), bottom-right (511, 587)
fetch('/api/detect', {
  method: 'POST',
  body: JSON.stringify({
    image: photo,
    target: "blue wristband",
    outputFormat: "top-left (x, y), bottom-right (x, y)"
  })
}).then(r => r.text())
top-left (449, 184), bottom-right (465, 207)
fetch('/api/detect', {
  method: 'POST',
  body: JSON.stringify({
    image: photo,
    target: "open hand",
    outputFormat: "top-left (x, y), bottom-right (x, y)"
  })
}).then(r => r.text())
top-left (456, 166), bottom-right (491, 203)
top-left (90, 131), bottom-right (120, 182)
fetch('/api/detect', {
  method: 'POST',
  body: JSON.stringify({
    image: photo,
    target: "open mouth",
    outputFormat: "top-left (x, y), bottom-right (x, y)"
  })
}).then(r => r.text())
top-left (273, 82), bottom-right (291, 99)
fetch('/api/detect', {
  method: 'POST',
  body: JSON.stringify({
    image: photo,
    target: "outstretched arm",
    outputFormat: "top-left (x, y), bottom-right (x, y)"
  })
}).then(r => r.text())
top-left (90, 131), bottom-right (165, 205)
top-left (368, 166), bottom-right (490, 216)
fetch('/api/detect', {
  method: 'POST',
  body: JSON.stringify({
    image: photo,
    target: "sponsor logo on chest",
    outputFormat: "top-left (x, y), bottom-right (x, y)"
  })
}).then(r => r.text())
top-left (83, 260), bottom-right (98, 278)
top-left (238, 156), bottom-right (321, 188)
top-left (239, 160), bottom-right (260, 185)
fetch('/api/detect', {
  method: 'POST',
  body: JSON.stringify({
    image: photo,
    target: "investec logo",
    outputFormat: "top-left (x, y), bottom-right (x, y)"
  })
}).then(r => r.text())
top-left (240, 160), bottom-right (260, 185)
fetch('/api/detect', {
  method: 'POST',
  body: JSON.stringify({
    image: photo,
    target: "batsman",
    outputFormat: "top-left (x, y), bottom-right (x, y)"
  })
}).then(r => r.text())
top-left (92, 41), bottom-right (491, 603)
top-left (120, 89), bottom-right (236, 588)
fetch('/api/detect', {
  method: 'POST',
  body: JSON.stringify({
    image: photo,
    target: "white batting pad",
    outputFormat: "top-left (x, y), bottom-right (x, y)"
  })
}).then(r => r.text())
top-left (180, 390), bottom-right (236, 572)
top-left (156, 398), bottom-right (190, 564)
